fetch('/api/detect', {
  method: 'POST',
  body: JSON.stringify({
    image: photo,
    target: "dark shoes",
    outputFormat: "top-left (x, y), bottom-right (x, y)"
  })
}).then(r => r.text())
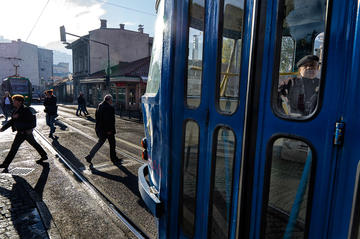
top-left (85, 155), bottom-right (92, 164)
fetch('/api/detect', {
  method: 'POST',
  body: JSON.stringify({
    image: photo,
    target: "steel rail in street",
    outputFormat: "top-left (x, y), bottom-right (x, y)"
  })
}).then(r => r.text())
top-left (56, 107), bottom-right (143, 151)
top-left (54, 118), bottom-right (144, 164)
top-left (33, 129), bottom-right (149, 239)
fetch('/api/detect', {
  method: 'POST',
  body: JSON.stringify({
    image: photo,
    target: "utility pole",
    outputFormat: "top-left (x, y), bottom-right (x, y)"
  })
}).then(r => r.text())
top-left (0, 57), bottom-right (22, 76)
top-left (60, 26), bottom-right (111, 93)
top-left (13, 64), bottom-right (20, 76)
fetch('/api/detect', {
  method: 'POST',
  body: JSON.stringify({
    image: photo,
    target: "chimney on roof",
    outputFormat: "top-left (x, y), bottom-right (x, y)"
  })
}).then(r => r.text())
top-left (100, 19), bottom-right (107, 29)
top-left (120, 24), bottom-right (125, 30)
top-left (138, 24), bottom-right (144, 33)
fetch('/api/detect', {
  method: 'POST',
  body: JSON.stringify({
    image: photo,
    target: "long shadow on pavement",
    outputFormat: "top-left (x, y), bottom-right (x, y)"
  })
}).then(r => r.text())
top-left (54, 120), bottom-right (68, 131)
top-left (50, 136), bottom-right (85, 173)
top-left (0, 162), bottom-right (53, 238)
top-left (85, 116), bottom-right (96, 123)
top-left (89, 162), bottom-right (148, 209)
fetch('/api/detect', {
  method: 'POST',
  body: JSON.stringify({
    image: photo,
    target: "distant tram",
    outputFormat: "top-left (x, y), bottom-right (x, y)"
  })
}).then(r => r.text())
top-left (138, 0), bottom-right (360, 238)
top-left (1, 76), bottom-right (32, 106)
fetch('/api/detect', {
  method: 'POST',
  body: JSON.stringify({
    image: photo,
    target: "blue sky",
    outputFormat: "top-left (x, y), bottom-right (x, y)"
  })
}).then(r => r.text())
top-left (0, 0), bottom-right (157, 54)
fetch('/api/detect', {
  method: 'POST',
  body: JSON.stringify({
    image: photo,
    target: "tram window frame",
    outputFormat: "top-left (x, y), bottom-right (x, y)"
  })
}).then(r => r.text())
top-left (208, 125), bottom-right (237, 238)
top-left (145, 0), bottom-right (165, 95)
top-left (184, 0), bottom-right (206, 109)
top-left (215, 0), bottom-right (246, 115)
top-left (179, 119), bottom-right (201, 237)
top-left (270, 0), bottom-right (332, 121)
top-left (261, 135), bottom-right (317, 239)
top-left (348, 162), bottom-right (360, 239)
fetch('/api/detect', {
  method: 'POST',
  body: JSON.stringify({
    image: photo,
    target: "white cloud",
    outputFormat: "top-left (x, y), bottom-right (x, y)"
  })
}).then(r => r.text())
top-left (0, 0), bottom-right (106, 52)
top-left (123, 22), bottom-right (136, 26)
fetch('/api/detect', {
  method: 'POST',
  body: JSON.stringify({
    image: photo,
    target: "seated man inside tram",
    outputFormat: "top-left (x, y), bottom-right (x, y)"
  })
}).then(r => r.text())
top-left (278, 55), bottom-right (320, 116)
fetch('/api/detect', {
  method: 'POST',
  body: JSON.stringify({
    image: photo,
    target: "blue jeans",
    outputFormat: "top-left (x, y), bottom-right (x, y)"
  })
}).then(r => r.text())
top-left (46, 114), bottom-right (56, 134)
top-left (76, 104), bottom-right (88, 115)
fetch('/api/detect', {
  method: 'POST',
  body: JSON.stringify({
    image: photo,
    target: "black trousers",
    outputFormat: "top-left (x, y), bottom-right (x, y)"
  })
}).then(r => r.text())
top-left (87, 133), bottom-right (116, 160)
top-left (2, 131), bottom-right (47, 167)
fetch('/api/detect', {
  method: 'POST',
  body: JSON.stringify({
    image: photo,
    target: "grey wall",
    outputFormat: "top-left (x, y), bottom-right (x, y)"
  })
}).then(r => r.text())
top-left (38, 48), bottom-right (53, 89)
top-left (89, 28), bottom-right (151, 74)
top-left (0, 40), bottom-right (53, 92)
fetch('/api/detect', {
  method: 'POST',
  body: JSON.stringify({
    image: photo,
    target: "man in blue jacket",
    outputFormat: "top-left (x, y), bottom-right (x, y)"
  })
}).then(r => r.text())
top-left (0, 95), bottom-right (47, 172)
top-left (85, 94), bottom-right (120, 164)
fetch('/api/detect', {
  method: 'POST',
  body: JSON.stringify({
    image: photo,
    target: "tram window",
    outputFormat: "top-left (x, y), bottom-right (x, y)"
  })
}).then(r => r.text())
top-left (146, 0), bottom-right (164, 94)
top-left (209, 127), bottom-right (236, 238)
top-left (180, 121), bottom-right (200, 237)
top-left (264, 138), bottom-right (313, 239)
top-left (272, 0), bottom-right (328, 119)
top-left (217, 0), bottom-right (244, 114)
top-left (185, 0), bottom-right (205, 108)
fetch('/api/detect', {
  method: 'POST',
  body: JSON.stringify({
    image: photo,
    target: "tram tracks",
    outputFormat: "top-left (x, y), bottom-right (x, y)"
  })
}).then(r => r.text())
top-left (33, 128), bottom-right (149, 239)
top-left (55, 116), bottom-right (144, 164)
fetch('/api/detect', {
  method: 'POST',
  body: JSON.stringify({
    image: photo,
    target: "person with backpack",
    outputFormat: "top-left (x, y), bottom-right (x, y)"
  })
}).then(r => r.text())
top-left (0, 95), bottom-right (47, 173)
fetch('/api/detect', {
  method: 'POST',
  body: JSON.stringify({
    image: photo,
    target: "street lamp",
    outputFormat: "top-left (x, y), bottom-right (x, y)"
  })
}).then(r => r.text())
top-left (60, 25), bottom-right (111, 92)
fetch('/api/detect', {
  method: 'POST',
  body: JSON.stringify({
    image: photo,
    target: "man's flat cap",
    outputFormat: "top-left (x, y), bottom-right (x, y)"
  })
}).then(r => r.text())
top-left (296, 55), bottom-right (319, 68)
top-left (12, 94), bottom-right (24, 102)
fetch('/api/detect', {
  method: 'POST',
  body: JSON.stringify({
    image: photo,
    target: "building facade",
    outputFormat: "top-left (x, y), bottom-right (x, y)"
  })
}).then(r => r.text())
top-left (66, 19), bottom-right (153, 100)
top-left (0, 39), bottom-right (53, 92)
top-left (38, 48), bottom-right (54, 91)
top-left (53, 62), bottom-right (70, 78)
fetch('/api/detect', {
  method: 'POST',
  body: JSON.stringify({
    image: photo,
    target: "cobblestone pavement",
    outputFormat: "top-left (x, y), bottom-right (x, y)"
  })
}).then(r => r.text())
top-left (0, 174), bottom-right (48, 239)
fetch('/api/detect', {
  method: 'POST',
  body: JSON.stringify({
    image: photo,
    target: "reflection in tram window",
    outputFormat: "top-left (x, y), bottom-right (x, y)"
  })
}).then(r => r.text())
top-left (273, 0), bottom-right (328, 119)
top-left (209, 128), bottom-right (236, 238)
top-left (217, 0), bottom-right (244, 114)
top-left (186, 0), bottom-right (205, 108)
top-left (146, 0), bottom-right (165, 94)
top-left (279, 37), bottom-right (295, 73)
top-left (265, 138), bottom-right (313, 239)
top-left (180, 121), bottom-right (200, 237)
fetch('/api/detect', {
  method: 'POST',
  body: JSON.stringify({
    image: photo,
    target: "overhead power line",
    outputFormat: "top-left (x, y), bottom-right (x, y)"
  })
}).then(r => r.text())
top-left (94, 0), bottom-right (156, 16)
top-left (26, 0), bottom-right (51, 41)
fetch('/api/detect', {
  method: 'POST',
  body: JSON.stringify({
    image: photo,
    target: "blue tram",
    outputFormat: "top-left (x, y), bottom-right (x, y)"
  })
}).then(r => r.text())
top-left (138, 0), bottom-right (360, 238)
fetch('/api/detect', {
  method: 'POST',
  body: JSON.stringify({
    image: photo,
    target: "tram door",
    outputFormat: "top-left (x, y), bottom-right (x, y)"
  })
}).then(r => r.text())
top-left (165, 0), bottom-right (359, 239)
top-left (168, 0), bottom-right (252, 238)
top-left (244, 0), bottom-right (360, 238)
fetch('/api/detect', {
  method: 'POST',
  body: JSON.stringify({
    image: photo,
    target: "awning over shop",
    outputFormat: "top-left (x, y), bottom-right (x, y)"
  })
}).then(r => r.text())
top-left (80, 76), bottom-right (145, 84)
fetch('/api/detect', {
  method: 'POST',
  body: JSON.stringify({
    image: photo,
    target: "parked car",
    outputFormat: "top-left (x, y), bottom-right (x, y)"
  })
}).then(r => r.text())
top-left (31, 93), bottom-right (43, 103)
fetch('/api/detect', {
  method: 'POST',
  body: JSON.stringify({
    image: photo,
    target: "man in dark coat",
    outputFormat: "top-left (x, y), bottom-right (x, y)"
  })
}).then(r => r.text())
top-left (85, 94), bottom-right (120, 163)
top-left (43, 90), bottom-right (57, 138)
top-left (76, 92), bottom-right (89, 116)
top-left (278, 55), bottom-right (320, 116)
top-left (0, 95), bottom-right (47, 172)
top-left (2, 91), bottom-right (13, 122)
